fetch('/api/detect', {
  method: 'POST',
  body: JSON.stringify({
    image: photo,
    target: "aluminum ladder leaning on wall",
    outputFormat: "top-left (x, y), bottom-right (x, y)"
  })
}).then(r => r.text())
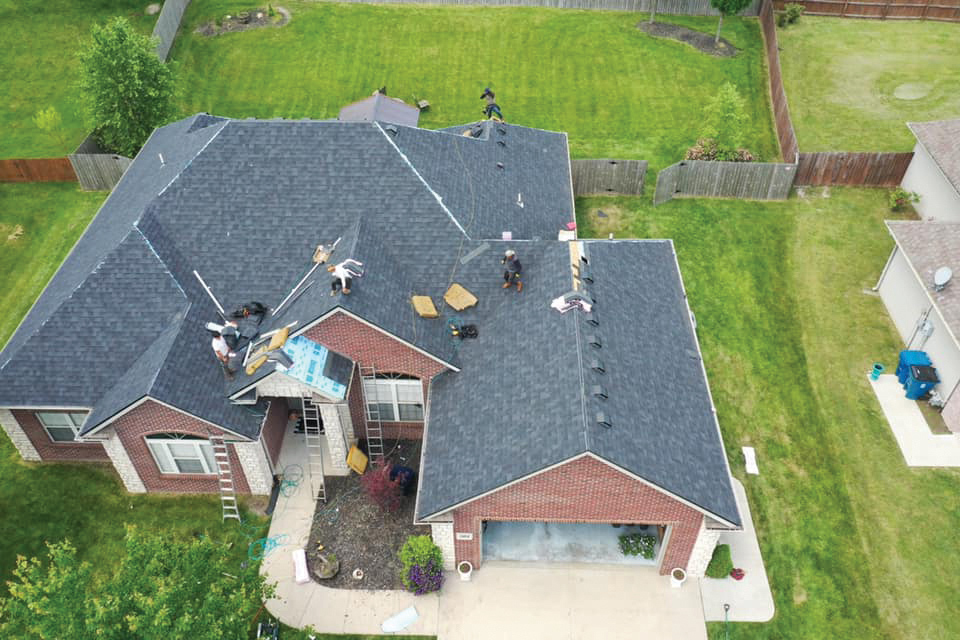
top-left (209, 435), bottom-right (241, 521)
top-left (300, 393), bottom-right (326, 502)
top-left (358, 366), bottom-right (385, 466)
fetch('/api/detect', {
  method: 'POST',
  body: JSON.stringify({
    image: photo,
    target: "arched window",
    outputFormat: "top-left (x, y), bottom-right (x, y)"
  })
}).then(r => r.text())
top-left (145, 433), bottom-right (217, 474)
top-left (363, 373), bottom-right (424, 422)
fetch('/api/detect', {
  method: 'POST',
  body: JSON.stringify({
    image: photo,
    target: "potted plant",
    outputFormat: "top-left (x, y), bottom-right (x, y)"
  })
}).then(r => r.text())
top-left (670, 567), bottom-right (687, 588)
top-left (458, 560), bottom-right (473, 582)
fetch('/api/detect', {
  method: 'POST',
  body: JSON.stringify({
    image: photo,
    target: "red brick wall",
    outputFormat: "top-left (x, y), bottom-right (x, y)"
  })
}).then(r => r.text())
top-left (449, 455), bottom-right (704, 575)
top-left (261, 398), bottom-right (289, 467)
top-left (12, 409), bottom-right (109, 462)
top-left (305, 311), bottom-right (448, 443)
top-left (111, 400), bottom-right (251, 494)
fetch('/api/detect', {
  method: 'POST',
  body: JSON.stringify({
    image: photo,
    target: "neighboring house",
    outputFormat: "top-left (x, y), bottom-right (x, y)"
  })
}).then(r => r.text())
top-left (877, 221), bottom-right (960, 433)
top-left (900, 118), bottom-right (960, 221)
top-left (0, 113), bottom-right (741, 577)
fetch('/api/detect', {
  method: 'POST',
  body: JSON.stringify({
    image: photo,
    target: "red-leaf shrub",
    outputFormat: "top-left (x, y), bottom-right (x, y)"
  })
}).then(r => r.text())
top-left (361, 463), bottom-right (403, 512)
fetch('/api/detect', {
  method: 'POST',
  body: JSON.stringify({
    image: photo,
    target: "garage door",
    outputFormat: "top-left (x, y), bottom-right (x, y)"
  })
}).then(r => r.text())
top-left (482, 521), bottom-right (663, 566)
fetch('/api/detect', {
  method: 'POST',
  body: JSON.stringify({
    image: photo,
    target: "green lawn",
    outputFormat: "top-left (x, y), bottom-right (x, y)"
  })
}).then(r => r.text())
top-left (577, 190), bottom-right (960, 640)
top-left (778, 16), bottom-right (960, 152)
top-left (0, 0), bottom-right (157, 158)
top-left (0, 183), bottom-right (106, 348)
top-left (171, 1), bottom-right (778, 168)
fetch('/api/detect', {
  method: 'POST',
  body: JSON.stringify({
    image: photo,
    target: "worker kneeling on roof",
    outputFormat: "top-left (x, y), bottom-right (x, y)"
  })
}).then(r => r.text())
top-left (501, 249), bottom-right (522, 293)
top-left (328, 258), bottom-right (364, 295)
top-left (208, 322), bottom-right (238, 380)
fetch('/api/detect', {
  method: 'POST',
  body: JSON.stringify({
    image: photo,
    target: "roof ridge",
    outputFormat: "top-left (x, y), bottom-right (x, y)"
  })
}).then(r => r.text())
top-left (373, 121), bottom-right (469, 238)
top-left (157, 118), bottom-right (230, 198)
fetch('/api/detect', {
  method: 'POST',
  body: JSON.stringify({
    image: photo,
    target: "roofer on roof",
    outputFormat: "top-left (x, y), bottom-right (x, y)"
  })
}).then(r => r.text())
top-left (328, 258), bottom-right (364, 295)
top-left (501, 249), bottom-right (522, 293)
top-left (481, 87), bottom-right (503, 122)
top-left (210, 328), bottom-right (237, 380)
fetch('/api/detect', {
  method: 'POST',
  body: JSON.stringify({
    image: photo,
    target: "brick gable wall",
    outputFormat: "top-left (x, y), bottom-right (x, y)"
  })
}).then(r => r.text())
top-left (12, 410), bottom-right (109, 462)
top-left (448, 455), bottom-right (704, 575)
top-left (304, 311), bottom-right (449, 442)
top-left (111, 400), bottom-right (251, 494)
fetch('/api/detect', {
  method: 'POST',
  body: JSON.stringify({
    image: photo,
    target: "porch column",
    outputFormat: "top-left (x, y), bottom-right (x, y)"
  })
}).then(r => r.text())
top-left (101, 429), bottom-right (146, 493)
top-left (430, 521), bottom-right (456, 570)
top-left (0, 409), bottom-right (41, 461)
top-left (233, 440), bottom-right (273, 495)
top-left (318, 403), bottom-right (351, 474)
top-left (685, 517), bottom-right (721, 578)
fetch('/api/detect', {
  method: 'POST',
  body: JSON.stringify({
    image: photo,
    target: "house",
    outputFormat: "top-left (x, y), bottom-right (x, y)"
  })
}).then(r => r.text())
top-left (877, 221), bottom-right (960, 433)
top-left (900, 118), bottom-right (960, 221)
top-left (0, 113), bottom-right (740, 577)
top-left (338, 92), bottom-right (421, 127)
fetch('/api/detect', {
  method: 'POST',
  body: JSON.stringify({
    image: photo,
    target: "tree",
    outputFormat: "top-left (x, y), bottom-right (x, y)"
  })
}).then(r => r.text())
top-left (0, 527), bottom-right (272, 640)
top-left (700, 82), bottom-right (748, 157)
top-left (78, 17), bottom-right (176, 157)
top-left (33, 107), bottom-right (67, 149)
top-left (710, 0), bottom-right (753, 44)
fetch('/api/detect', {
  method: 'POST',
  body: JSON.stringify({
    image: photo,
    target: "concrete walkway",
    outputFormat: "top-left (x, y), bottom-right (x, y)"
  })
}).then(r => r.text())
top-left (260, 427), bottom-right (439, 636)
top-left (869, 374), bottom-right (960, 467)
top-left (699, 478), bottom-right (775, 622)
top-left (439, 561), bottom-right (707, 640)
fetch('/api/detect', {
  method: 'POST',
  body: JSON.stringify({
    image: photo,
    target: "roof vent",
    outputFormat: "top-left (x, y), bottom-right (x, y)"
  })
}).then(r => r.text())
top-left (497, 140), bottom-right (506, 147)
top-left (934, 266), bottom-right (953, 292)
top-left (585, 315), bottom-right (599, 327)
top-left (384, 125), bottom-right (399, 136)
top-left (590, 358), bottom-right (605, 374)
top-left (497, 126), bottom-right (507, 135)
top-left (596, 412), bottom-right (612, 428)
top-left (550, 292), bottom-right (593, 314)
top-left (591, 385), bottom-right (608, 400)
top-left (586, 334), bottom-right (601, 349)
top-left (496, 162), bottom-right (504, 170)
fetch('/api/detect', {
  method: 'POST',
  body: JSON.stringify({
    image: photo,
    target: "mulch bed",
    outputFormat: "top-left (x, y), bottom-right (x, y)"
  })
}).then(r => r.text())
top-left (195, 6), bottom-right (291, 37)
top-left (638, 21), bottom-right (738, 58)
top-left (306, 439), bottom-right (429, 590)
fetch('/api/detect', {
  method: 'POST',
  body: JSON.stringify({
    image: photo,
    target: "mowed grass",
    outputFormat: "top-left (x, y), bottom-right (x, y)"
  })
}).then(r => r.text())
top-left (577, 190), bottom-right (960, 640)
top-left (778, 16), bottom-right (960, 151)
top-left (172, 1), bottom-right (778, 168)
top-left (0, 183), bottom-right (105, 348)
top-left (0, 0), bottom-right (157, 157)
top-left (0, 431), bottom-right (268, 597)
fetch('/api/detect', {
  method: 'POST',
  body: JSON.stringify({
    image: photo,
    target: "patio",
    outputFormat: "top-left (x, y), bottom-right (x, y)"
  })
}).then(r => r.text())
top-left (868, 374), bottom-right (960, 467)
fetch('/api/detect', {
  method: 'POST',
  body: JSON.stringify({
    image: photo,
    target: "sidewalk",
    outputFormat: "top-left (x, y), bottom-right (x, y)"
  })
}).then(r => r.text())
top-left (699, 478), bottom-right (775, 622)
top-left (259, 428), bottom-right (439, 635)
top-left (869, 374), bottom-right (960, 467)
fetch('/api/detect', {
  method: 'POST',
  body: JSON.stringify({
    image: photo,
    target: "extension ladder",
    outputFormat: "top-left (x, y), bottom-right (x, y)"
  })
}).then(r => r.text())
top-left (359, 366), bottom-right (385, 466)
top-left (301, 393), bottom-right (326, 502)
top-left (209, 435), bottom-right (241, 521)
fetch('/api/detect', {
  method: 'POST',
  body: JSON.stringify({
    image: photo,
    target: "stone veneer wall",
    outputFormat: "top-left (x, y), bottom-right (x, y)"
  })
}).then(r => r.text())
top-left (234, 440), bottom-right (273, 495)
top-left (100, 428), bottom-right (147, 493)
top-left (0, 408), bottom-right (41, 460)
top-left (430, 521), bottom-right (456, 570)
top-left (686, 518), bottom-right (722, 578)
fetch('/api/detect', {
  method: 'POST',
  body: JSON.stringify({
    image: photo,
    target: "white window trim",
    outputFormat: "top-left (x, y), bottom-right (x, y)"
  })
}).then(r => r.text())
top-left (364, 375), bottom-right (424, 423)
top-left (145, 435), bottom-right (217, 475)
top-left (35, 411), bottom-right (87, 443)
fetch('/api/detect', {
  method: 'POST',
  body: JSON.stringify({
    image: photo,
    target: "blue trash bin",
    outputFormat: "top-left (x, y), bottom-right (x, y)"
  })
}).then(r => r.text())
top-left (898, 350), bottom-right (932, 385)
top-left (905, 364), bottom-right (939, 400)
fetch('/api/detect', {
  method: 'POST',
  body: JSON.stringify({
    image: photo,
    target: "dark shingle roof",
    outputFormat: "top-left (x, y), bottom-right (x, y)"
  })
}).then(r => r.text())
top-left (908, 119), bottom-right (960, 193)
top-left (418, 240), bottom-right (741, 527)
top-left (338, 94), bottom-right (420, 128)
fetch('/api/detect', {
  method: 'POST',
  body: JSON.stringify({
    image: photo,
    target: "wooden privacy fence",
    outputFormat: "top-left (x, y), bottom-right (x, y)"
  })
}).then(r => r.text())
top-left (759, 0), bottom-right (799, 163)
top-left (654, 160), bottom-right (797, 204)
top-left (336, 0), bottom-right (761, 14)
top-left (795, 152), bottom-right (913, 186)
top-left (773, 0), bottom-right (960, 21)
top-left (0, 158), bottom-right (77, 182)
top-left (153, 0), bottom-right (192, 60)
top-left (68, 135), bottom-right (133, 191)
top-left (572, 159), bottom-right (647, 196)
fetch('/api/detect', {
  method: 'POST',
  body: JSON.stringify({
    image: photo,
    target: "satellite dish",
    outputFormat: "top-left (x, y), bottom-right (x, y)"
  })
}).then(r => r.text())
top-left (934, 266), bottom-right (953, 292)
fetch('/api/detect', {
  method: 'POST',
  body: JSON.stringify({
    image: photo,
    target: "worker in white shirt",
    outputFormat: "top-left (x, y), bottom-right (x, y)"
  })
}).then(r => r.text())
top-left (211, 331), bottom-right (237, 380)
top-left (328, 258), bottom-right (364, 295)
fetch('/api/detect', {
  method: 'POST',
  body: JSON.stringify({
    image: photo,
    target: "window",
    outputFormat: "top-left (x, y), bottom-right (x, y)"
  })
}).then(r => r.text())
top-left (36, 412), bottom-right (87, 443)
top-left (146, 434), bottom-right (218, 475)
top-left (363, 374), bottom-right (424, 422)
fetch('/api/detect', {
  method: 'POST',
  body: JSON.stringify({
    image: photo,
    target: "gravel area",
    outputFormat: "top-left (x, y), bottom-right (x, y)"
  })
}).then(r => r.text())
top-left (306, 440), bottom-right (429, 590)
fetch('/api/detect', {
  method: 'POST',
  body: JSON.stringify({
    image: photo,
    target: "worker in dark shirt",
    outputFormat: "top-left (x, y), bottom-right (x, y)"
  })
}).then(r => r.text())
top-left (501, 249), bottom-right (522, 293)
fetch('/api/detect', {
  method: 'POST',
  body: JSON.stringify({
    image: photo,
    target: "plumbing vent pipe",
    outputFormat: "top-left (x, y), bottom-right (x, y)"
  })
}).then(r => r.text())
top-left (590, 359), bottom-right (605, 374)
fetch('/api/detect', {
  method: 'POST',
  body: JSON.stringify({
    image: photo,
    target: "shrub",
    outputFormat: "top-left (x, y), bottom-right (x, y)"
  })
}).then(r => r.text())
top-left (696, 83), bottom-right (755, 161)
top-left (785, 3), bottom-right (805, 23)
top-left (777, 12), bottom-right (788, 27)
top-left (685, 138), bottom-right (755, 162)
top-left (705, 543), bottom-right (734, 578)
top-left (889, 187), bottom-right (920, 212)
top-left (399, 535), bottom-right (444, 595)
top-left (618, 533), bottom-right (657, 559)
top-left (361, 463), bottom-right (403, 512)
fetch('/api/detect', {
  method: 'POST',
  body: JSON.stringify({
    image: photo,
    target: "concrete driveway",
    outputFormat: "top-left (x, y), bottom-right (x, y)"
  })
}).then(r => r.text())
top-left (438, 561), bottom-right (707, 640)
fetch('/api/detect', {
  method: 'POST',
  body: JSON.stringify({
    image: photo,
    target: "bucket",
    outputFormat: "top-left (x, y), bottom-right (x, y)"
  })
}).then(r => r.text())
top-left (670, 567), bottom-right (687, 588)
top-left (458, 561), bottom-right (473, 582)
top-left (870, 363), bottom-right (885, 381)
